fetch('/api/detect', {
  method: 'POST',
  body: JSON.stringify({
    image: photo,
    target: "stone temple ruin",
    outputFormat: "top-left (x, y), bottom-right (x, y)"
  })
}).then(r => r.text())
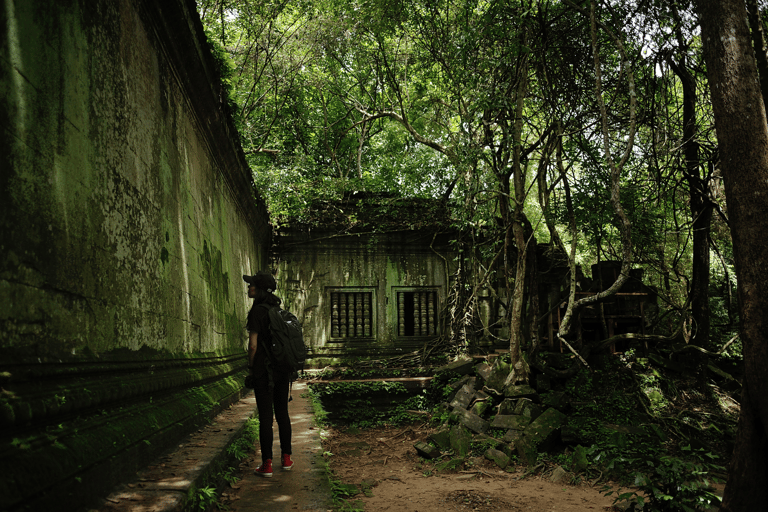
top-left (276, 194), bottom-right (658, 364)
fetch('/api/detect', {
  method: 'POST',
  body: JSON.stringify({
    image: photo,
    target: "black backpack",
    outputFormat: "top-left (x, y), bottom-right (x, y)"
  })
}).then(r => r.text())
top-left (260, 304), bottom-right (307, 380)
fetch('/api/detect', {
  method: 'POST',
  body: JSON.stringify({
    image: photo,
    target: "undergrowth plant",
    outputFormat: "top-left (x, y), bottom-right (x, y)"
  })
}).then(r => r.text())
top-left (308, 381), bottom-right (432, 428)
top-left (226, 418), bottom-right (259, 460)
top-left (599, 444), bottom-right (724, 511)
top-left (189, 486), bottom-right (218, 511)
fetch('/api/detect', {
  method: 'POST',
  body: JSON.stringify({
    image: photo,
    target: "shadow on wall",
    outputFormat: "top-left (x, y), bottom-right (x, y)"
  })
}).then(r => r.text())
top-left (0, 0), bottom-right (270, 510)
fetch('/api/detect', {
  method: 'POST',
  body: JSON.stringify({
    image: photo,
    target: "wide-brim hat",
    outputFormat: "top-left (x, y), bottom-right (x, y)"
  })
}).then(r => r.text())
top-left (243, 271), bottom-right (276, 292)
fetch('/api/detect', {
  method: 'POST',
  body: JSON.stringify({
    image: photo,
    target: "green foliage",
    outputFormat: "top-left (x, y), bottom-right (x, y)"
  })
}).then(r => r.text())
top-left (226, 418), bottom-right (259, 460)
top-left (600, 444), bottom-right (724, 512)
top-left (200, 27), bottom-right (240, 129)
top-left (309, 381), bottom-right (432, 428)
top-left (189, 486), bottom-right (218, 511)
top-left (469, 437), bottom-right (500, 457)
top-left (563, 358), bottom-right (640, 445)
top-left (554, 355), bottom-right (728, 511)
top-left (434, 457), bottom-right (464, 472)
top-left (329, 478), bottom-right (365, 511)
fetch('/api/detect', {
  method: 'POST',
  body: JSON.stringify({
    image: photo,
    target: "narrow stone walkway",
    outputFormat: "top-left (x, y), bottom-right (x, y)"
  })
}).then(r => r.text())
top-left (225, 381), bottom-right (333, 511)
top-left (97, 381), bottom-right (332, 512)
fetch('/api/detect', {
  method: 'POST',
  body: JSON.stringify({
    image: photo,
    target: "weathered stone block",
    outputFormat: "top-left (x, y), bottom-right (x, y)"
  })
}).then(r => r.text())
top-left (414, 441), bottom-right (441, 459)
top-left (550, 465), bottom-right (568, 483)
top-left (503, 384), bottom-right (539, 401)
top-left (450, 384), bottom-right (475, 409)
top-left (491, 414), bottom-right (531, 431)
top-left (516, 437), bottom-right (538, 466)
top-left (445, 375), bottom-right (473, 402)
top-left (514, 398), bottom-right (543, 421)
top-left (437, 357), bottom-right (476, 377)
top-left (484, 359), bottom-right (511, 393)
top-left (572, 445), bottom-right (588, 472)
top-left (517, 407), bottom-right (567, 465)
top-left (428, 424), bottom-right (452, 451)
top-left (450, 425), bottom-right (472, 457)
top-left (524, 407), bottom-right (567, 444)
top-left (448, 375), bottom-right (476, 392)
top-left (485, 448), bottom-right (510, 469)
top-left (454, 408), bottom-right (490, 434)
top-left (498, 398), bottom-right (517, 415)
top-left (473, 433), bottom-right (502, 448)
top-left (503, 429), bottom-right (523, 444)
top-left (476, 362), bottom-right (492, 384)
top-left (471, 400), bottom-right (489, 417)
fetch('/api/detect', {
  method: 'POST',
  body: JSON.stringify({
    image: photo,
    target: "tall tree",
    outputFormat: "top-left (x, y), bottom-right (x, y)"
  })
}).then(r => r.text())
top-left (695, 0), bottom-right (768, 509)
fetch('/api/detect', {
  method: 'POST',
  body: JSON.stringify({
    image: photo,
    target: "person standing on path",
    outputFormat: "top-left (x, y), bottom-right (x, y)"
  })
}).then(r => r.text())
top-left (244, 271), bottom-right (293, 477)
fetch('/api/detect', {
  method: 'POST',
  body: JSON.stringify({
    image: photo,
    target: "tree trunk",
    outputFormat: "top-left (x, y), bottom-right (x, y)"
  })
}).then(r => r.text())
top-left (746, 0), bottom-right (768, 110)
top-left (667, 53), bottom-right (713, 389)
top-left (508, 37), bottom-right (531, 383)
top-left (695, 0), bottom-right (768, 509)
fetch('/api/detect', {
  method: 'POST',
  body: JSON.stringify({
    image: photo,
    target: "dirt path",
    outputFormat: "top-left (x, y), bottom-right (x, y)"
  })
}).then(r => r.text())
top-left (221, 382), bottom-right (333, 511)
top-left (220, 383), bottom-right (617, 511)
top-left (322, 423), bottom-right (617, 512)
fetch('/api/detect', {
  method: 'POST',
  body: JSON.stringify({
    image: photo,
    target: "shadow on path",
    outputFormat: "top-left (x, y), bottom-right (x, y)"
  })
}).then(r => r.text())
top-left (225, 382), bottom-right (333, 512)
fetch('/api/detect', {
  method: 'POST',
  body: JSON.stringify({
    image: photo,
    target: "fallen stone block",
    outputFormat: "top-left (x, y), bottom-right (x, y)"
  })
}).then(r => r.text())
top-left (485, 448), bottom-right (510, 469)
top-left (473, 433), bottom-right (502, 448)
top-left (484, 359), bottom-right (511, 393)
top-left (428, 424), bottom-right (452, 451)
top-left (572, 445), bottom-right (588, 472)
top-left (414, 441), bottom-right (441, 459)
top-left (475, 389), bottom-right (490, 400)
top-left (503, 429), bottom-right (523, 444)
top-left (514, 398), bottom-right (543, 421)
top-left (454, 408), bottom-right (490, 434)
top-left (471, 400), bottom-right (490, 417)
top-left (516, 437), bottom-right (538, 466)
top-left (450, 383), bottom-right (475, 409)
top-left (524, 407), bottom-right (567, 446)
top-left (517, 407), bottom-right (567, 465)
top-left (490, 414), bottom-right (531, 431)
top-left (437, 357), bottom-right (476, 377)
top-left (446, 376), bottom-right (474, 402)
top-left (503, 384), bottom-right (539, 401)
top-left (497, 398), bottom-right (517, 415)
top-left (476, 362), bottom-right (492, 384)
top-left (550, 465), bottom-right (568, 483)
top-left (450, 425), bottom-right (472, 457)
top-left (435, 457), bottom-right (465, 472)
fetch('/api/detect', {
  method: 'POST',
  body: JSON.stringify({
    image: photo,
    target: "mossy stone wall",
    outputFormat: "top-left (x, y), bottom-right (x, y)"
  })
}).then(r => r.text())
top-left (0, 0), bottom-right (269, 509)
top-left (277, 227), bottom-right (458, 361)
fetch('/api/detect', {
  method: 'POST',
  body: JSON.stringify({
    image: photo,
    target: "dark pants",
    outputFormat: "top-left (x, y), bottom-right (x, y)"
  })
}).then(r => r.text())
top-left (253, 369), bottom-right (292, 462)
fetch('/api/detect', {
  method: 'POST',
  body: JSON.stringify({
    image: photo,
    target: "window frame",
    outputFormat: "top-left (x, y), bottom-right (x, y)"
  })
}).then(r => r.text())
top-left (327, 287), bottom-right (377, 342)
top-left (392, 287), bottom-right (440, 340)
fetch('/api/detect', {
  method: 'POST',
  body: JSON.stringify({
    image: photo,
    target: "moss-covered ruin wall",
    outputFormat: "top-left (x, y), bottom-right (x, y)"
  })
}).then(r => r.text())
top-left (277, 226), bottom-right (458, 362)
top-left (0, 0), bottom-right (270, 509)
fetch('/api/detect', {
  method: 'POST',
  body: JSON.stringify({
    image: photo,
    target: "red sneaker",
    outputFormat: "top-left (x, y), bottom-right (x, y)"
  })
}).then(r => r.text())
top-left (255, 459), bottom-right (273, 477)
top-left (281, 453), bottom-right (294, 471)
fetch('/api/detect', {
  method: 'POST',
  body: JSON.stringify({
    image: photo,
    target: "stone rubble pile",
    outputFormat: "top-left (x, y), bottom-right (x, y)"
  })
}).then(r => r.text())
top-left (413, 356), bottom-right (572, 471)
